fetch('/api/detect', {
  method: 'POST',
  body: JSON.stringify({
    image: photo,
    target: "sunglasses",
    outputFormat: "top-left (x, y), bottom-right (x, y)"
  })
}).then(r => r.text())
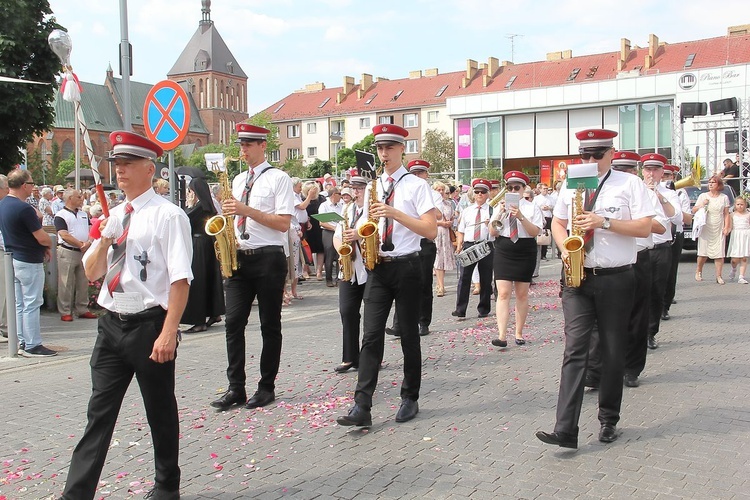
top-left (473, 190), bottom-right (488, 195)
top-left (523, 196), bottom-right (532, 200)
top-left (507, 184), bottom-right (524, 192)
top-left (580, 150), bottom-right (608, 160)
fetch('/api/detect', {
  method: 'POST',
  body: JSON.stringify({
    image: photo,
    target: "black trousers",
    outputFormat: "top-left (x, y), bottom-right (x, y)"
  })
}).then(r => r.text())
top-left (391, 239), bottom-right (437, 330)
top-left (355, 257), bottom-right (422, 409)
top-left (455, 242), bottom-right (494, 316)
top-left (63, 310), bottom-right (179, 499)
top-left (624, 250), bottom-right (653, 377)
top-left (664, 232), bottom-right (684, 311)
top-left (322, 229), bottom-right (338, 282)
top-left (555, 269), bottom-right (635, 436)
top-left (648, 245), bottom-right (672, 336)
top-left (338, 278), bottom-right (366, 365)
top-left (540, 217), bottom-right (552, 258)
top-left (224, 251), bottom-right (287, 393)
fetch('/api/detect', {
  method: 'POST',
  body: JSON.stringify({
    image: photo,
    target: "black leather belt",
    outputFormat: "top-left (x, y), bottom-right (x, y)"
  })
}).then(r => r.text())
top-left (109, 306), bottom-right (165, 322)
top-left (584, 264), bottom-right (633, 276)
top-left (652, 241), bottom-right (672, 250)
top-left (58, 245), bottom-right (81, 252)
top-left (380, 252), bottom-right (420, 263)
top-left (238, 245), bottom-right (284, 256)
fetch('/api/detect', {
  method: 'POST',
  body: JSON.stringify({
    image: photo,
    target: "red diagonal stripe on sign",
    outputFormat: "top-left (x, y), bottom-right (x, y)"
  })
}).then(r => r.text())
top-left (152, 93), bottom-right (181, 137)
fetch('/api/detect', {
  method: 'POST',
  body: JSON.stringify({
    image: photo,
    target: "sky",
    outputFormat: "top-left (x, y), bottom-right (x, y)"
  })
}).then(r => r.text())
top-left (48, 0), bottom-right (748, 115)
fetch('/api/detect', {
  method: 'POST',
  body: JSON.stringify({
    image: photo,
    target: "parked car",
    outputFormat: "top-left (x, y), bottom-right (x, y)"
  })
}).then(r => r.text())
top-left (681, 183), bottom-right (735, 251)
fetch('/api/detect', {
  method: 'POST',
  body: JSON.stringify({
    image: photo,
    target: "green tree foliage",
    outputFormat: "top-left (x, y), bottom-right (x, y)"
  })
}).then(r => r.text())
top-left (280, 157), bottom-right (307, 179)
top-left (55, 153), bottom-right (87, 186)
top-left (308, 158), bottom-right (333, 179)
top-left (0, 0), bottom-right (63, 172)
top-left (421, 129), bottom-right (455, 174)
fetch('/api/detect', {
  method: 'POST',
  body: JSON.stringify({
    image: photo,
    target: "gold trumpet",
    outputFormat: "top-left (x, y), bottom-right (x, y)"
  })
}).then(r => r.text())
top-left (488, 186), bottom-right (508, 208)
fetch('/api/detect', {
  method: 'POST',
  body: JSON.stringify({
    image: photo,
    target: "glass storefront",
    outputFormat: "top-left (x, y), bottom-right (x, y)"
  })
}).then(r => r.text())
top-left (456, 116), bottom-right (503, 184)
top-left (618, 101), bottom-right (673, 158)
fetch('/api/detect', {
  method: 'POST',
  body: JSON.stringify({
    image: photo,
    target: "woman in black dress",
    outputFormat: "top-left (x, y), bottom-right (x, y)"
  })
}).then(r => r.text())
top-left (182, 177), bottom-right (226, 333)
top-left (488, 171), bottom-right (544, 347)
top-left (304, 181), bottom-right (326, 280)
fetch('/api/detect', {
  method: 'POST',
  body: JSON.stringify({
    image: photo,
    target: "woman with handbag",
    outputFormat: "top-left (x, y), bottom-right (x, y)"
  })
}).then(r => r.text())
top-left (488, 172), bottom-right (544, 347)
top-left (432, 181), bottom-right (456, 297)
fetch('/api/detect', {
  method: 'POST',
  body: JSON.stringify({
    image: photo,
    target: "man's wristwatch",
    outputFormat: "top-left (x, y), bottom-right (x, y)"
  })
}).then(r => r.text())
top-left (601, 217), bottom-right (611, 230)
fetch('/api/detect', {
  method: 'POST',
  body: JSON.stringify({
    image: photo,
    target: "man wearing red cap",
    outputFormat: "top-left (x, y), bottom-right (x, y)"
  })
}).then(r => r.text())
top-left (62, 131), bottom-right (193, 500)
top-left (210, 123), bottom-right (295, 412)
top-left (660, 165), bottom-right (692, 320)
top-left (537, 130), bottom-right (655, 449)
top-left (452, 178), bottom-right (494, 319)
top-left (337, 125), bottom-right (437, 426)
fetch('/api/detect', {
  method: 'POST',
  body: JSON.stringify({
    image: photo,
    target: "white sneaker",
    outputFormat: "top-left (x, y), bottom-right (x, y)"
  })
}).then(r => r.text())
top-left (738, 276), bottom-right (748, 284)
top-left (728, 268), bottom-right (736, 281)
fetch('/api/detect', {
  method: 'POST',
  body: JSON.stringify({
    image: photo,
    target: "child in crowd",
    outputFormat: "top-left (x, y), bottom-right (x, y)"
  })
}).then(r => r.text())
top-left (728, 197), bottom-right (750, 284)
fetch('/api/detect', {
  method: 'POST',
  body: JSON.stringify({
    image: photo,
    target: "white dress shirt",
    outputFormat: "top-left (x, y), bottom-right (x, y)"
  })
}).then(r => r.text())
top-left (490, 199), bottom-right (544, 239)
top-left (457, 202), bottom-right (494, 242)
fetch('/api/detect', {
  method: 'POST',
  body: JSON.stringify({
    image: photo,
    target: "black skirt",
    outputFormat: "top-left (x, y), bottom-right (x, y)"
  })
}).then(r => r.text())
top-left (493, 236), bottom-right (537, 282)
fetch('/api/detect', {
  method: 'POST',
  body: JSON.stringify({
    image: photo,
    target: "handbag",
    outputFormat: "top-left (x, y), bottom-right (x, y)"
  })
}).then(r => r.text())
top-left (537, 229), bottom-right (551, 246)
top-left (300, 238), bottom-right (314, 266)
top-left (449, 228), bottom-right (457, 244)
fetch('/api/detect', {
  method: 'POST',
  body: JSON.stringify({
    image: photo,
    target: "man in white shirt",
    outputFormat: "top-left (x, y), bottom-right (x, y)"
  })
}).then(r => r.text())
top-left (661, 164), bottom-right (692, 320)
top-left (319, 187), bottom-right (344, 286)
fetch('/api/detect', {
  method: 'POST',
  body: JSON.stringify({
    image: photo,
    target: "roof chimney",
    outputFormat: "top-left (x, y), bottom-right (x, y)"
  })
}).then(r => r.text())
top-left (337, 76), bottom-right (355, 104)
top-left (618, 38), bottom-right (631, 71)
top-left (648, 34), bottom-right (659, 59)
top-left (728, 24), bottom-right (750, 36)
top-left (357, 73), bottom-right (374, 99)
top-left (424, 68), bottom-right (439, 77)
top-left (409, 70), bottom-right (422, 79)
top-left (462, 59), bottom-right (478, 88)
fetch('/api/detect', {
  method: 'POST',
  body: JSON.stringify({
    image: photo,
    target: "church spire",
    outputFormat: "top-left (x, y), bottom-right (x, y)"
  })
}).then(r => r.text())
top-left (200, 0), bottom-right (212, 26)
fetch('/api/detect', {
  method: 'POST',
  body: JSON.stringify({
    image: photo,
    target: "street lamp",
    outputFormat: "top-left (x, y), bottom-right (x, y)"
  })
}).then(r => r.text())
top-left (330, 133), bottom-right (343, 179)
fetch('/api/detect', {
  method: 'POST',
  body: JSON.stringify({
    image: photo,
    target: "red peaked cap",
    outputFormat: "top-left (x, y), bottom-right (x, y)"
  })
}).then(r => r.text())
top-left (407, 159), bottom-right (430, 172)
top-left (372, 124), bottom-right (408, 144)
top-left (107, 131), bottom-right (163, 160)
top-left (504, 170), bottom-right (530, 185)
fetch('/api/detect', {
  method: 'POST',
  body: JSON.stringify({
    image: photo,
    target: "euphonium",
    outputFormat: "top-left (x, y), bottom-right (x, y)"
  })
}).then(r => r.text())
top-left (358, 162), bottom-right (383, 270)
top-left (205, 169), bottom-right (238, 278)
top-left (338, 202), bottom-right (354, 281)
top-left (562, 185), bottom-right (585, 287)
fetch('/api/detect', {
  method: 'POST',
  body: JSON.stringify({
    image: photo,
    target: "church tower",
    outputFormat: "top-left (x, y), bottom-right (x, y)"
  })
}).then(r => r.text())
top-left (168, 0), bottom-right (248, 146)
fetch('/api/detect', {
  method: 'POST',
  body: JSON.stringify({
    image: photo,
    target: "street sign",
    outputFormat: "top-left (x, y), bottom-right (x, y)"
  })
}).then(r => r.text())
top-left (143, 80), bottom-right (191, 151)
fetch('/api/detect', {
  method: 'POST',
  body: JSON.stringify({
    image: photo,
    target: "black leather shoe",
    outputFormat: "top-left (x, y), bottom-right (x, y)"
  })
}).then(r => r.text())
top-left (334, 362), bottom-right (356, 373)
top-left (418, 324), bottom-right (430, 336)
top-left (584, 376), bottom-right (600, 390)
top-left (491, 338), bottom-right (507, 348)
top-left (623, 373), bottom-right (639, 387)
top-left (144, 487), bottom-right (180, 499)
top-left (337, 404), bottom-right (372, 427)
top-left (395, 398), bottom-right (419, 423)
top-left (535, 430), bottom-right (577, 449)
top-left (210, 389), bottom-right (246, 411)
top-left (385, 327), bottom-right (401, 337)
top-left (478, 313), bottom-right (489, 318)
top-left (245, 390), bottom-right (275, 409)
top-left (598, 424), bottom-right (618, 443)
top-left (206, 316), bottom-right (222, 327)
top-left (661, 310), bottom-right (670, 321)
top-left (451, 310), bottom-right (465, 319)
top-left (647, 335), bottom-right (659, 349)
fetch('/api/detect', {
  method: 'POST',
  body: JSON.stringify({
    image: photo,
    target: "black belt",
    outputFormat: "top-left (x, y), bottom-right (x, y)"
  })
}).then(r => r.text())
top-left (238, 245), bottom-right (284, 256)
top-left (584, 264), bottom-right (633, 276)
top-left (109, 306), bottom-right (165, 322)
top-left (380, 252), bottom-right (420, 263)
top-left (58, 245), bottom-right (81, 252)
top-left (651, 241), bottom-right (672, 250)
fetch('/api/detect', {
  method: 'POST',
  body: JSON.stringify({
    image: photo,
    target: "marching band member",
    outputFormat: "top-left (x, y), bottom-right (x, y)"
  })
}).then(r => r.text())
top-left (536, 129), bottom-right (654, 449)
top-left (337, 125), bottom-right (437, 427)
top-left (661, 164), bottom-right (692, 320)
top-left (487, 171), bottom-right (543, 348)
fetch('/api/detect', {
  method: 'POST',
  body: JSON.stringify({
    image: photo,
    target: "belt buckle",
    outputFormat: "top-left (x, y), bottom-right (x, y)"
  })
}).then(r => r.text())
top-left (591, 268), bottom-right (600, 276)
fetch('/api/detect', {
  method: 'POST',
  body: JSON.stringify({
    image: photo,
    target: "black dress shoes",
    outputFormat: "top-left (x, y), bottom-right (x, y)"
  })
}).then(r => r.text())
top-left (491, 338), bottom-right (508, 348)
top-left (584, 375), bottom-right (600, 390)
top-left (210, 389), bottom-right (247, 411)
top-left (598, 424), bottom-right (618, 443)
top-left (418, 324), bottom-right (430, 336)
top-left (647, 335), bottom-right (659, 349)
top-left (477, 312), bottom-right (489, 319)
top-left (144, 486), bottom-right (180, 499)
top-left (385, 327), bottom-right (401, 337)
top-left (206, 316), bottom-right (222, 327)
top-left (661, 309), bottom-right (670, 321)
top-left (337, 404), bottom-right (372, 427)
top-left (515, 338), bottom-right (526, 345)
top-left (623, 373), bottom-right (639, 387)
top-left (395, 398), bottom-right (419, 423)
top-left (334, 362), bottom-right (357, 373)
top-left (451, 310), bottom-right (465, 320)
top-left (245, 390), bottom-right (275, 409)
top-left (535, 430), bottom-right (577, 449)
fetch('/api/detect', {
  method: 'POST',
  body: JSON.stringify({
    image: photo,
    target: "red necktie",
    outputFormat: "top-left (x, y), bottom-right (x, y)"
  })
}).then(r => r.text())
top-left (473, 206), bottom-right (481, 241)
top-left (508, 211), bottom-right (518, 243)
top-left (382, 176), bottom-right (395, 249)
top-left (105, 202), bottom-right (133, 296)
top-left (237, 168), bottom-right (255, 236)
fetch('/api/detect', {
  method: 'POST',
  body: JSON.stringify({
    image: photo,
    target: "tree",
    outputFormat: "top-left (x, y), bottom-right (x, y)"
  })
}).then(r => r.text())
top-left (0, 0), bottom-right (63, 172)
top-left (421, 129), bottom-right (455, 174)
top-left (308, 158), bottom-right (333, 179)
top-left (280, 157), bottom-right (307, 179)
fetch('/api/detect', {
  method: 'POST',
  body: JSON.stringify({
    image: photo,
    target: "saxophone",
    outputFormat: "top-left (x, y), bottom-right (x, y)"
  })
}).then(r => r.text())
top-left (562, 184), bottom-right (585, 287)
top-left (204, 169), bottom-right (239, 278)
top-left (357, 162), bottom-right (382, 270)
top-left (338, 202), bottom-right (353, 281)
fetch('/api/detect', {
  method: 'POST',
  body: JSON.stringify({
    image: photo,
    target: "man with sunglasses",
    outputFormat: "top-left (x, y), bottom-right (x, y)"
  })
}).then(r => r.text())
top-left (452, 178), bottom-right (495, 320)
top-left (536, 129), bottom-right (654, 450)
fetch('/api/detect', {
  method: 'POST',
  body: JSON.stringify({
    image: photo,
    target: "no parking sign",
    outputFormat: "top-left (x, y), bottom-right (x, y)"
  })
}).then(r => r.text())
top-left (143, 80), bottom-right (190, 151)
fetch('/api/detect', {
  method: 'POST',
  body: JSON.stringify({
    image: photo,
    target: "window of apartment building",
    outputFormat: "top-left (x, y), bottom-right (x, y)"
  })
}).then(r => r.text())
top-left (455, 116), bottom-right (503, 184)
top-left (307, 123), bottom-right (317, 134)
top-left (268, 150), bottom-right (280, 163)
top-left (287, 124), bottom-right (300, 138)
top-left (307, 147), bottom-right (317, 158)
top-left (331, 121), bottom-right (345, 136)
top-left (287, 148), bottom-right (300, 160)
top-left (379, 115), bottom-right (394, 125)
top-left (404, 113), bottom-right (418, 128)
top-left (359, 117), bottom-right (370, 129)
top-left (427, 111), bottom-right (439, 123)
top-left (618, 102), bottom-right (672, 158)
top-left (405, 140), bottom-right (419, 154)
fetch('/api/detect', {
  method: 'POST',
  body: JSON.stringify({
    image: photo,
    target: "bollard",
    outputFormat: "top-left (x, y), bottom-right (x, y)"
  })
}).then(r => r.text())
top-left (5, 252), bottom-right (17, 358)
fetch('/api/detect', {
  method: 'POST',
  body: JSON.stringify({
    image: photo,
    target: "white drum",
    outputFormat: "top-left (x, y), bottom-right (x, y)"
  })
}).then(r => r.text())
top-left (456, 241), bottom-right (492, 267)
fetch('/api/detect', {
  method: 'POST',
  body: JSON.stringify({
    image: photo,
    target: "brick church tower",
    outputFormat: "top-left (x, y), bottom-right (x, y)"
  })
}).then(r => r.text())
top-left (168, 0), bottom-right (248, 146)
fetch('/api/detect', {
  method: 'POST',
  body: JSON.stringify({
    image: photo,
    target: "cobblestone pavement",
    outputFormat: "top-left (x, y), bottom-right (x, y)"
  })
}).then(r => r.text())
top-left (1, 256), bottom-right (749, 499)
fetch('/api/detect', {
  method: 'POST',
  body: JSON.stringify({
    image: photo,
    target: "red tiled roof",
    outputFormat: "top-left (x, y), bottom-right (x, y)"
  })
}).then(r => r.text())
top-left (261, 33), bottom-right (750, 122)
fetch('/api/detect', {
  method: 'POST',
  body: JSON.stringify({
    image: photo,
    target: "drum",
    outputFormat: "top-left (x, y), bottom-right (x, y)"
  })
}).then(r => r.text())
top-left (456, 241), bottom-right (492, 267)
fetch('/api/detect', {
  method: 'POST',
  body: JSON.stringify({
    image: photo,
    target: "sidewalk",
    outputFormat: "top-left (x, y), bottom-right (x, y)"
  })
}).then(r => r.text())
top-left (1, 256), bottom-right (748, 499)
